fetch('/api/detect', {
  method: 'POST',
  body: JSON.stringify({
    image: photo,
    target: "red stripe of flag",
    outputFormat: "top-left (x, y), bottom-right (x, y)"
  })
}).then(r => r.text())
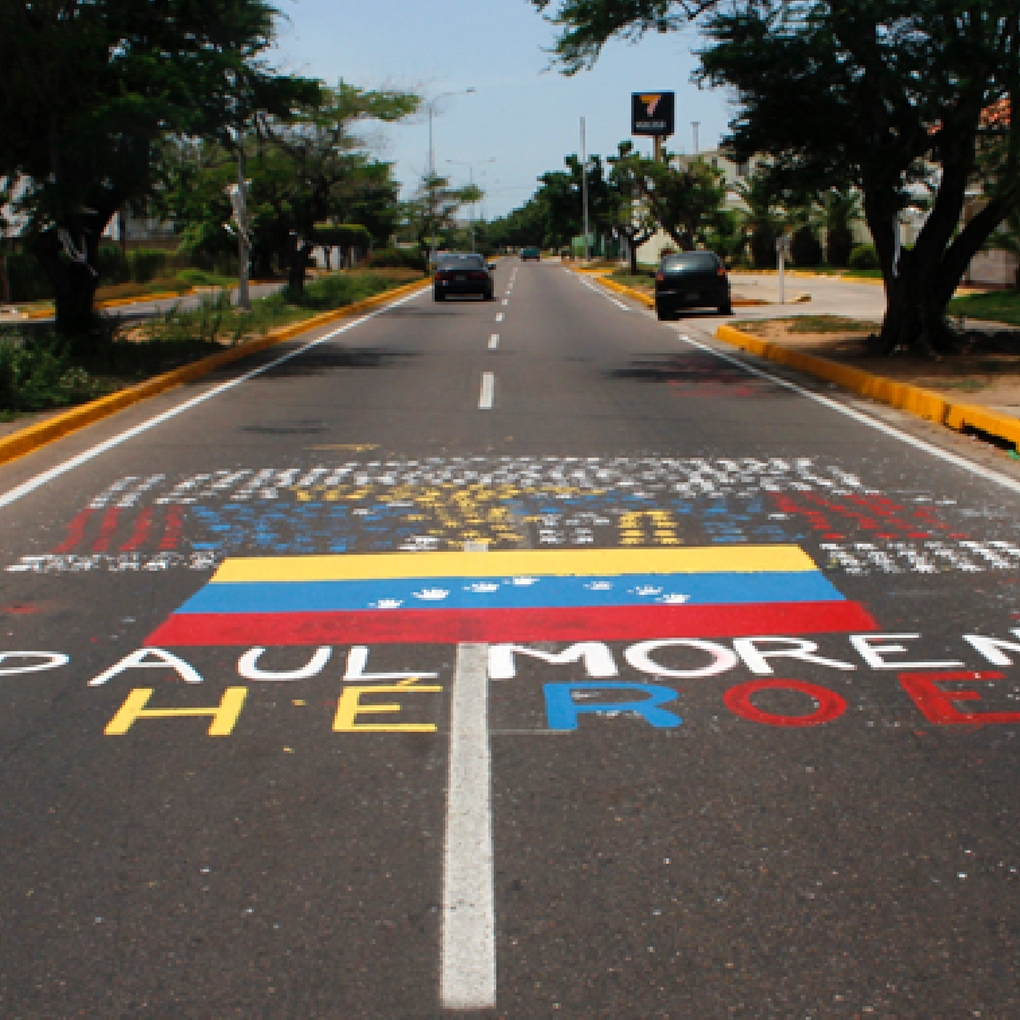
top-left (146, 600), bottom-right (877, 647)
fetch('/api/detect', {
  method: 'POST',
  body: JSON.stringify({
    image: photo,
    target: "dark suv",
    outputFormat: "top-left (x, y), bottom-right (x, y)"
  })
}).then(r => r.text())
top-left (433, 253), bottom-right (495, 301)
top-left (654, 251), bottom-right (731, 319)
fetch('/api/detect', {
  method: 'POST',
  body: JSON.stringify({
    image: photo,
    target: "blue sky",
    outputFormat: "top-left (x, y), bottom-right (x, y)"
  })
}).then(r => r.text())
top-left (271, 0), bottom-right (735, 218)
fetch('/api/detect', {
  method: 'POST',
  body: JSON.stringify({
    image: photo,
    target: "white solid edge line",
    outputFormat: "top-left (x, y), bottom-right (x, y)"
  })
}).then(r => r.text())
top-left (682, 334), bottom-right (1020, 496)
top-left (440, 641), bottom-right (496, 1010)
top-left (0, 287), bottom-right (427, 511)
top-left (479, 372), bottom-right (495, 409)
top-left (488, 334), bottom-right (499, 350)
top-left (578, 276), bottom-right (629, 311)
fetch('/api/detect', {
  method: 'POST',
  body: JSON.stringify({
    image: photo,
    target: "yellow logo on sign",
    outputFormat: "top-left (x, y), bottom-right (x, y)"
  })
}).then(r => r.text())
top-left (639, 94), bottom-right (662, 116)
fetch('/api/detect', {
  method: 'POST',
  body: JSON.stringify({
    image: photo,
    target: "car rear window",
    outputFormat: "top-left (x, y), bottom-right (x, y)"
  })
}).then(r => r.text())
top-left (661, 253), bottom-right (720, 271)
top-left (438, 254), bottom-right (486, 269)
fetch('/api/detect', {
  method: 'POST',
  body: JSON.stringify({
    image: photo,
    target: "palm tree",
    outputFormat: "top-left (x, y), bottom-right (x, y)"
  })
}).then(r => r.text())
top-left (822, 187), bottom-right (863, 268)
top-left (733, 169), bottom-right (784, 268)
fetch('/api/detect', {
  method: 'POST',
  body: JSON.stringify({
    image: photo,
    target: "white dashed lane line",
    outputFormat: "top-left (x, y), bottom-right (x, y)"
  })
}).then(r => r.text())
top-left (488, 334), bottom-right (499, 350)
top-left (478, 372), bottom-right (495, 409)
top-left (440, 640), bottom-right (495, 1010)
top-left (495, 312), bottom-right (504, 322)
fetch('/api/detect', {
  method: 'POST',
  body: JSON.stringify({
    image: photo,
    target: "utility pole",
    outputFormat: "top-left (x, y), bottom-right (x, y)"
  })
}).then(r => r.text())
top-left (692, 121), bottom-right (700, 156)
top-left (426, 89), bottom-right (477, 264)
top-left (236, 136), bottom-right (250, 311)
top-left (581, 117), bottom-right (590, 261)
top-left (447, 158), bottom-right (495, 253)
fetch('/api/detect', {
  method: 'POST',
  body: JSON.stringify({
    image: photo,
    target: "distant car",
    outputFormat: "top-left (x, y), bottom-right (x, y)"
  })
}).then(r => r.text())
top-left (433, 253), bottom-right (496, 301)
top-left (654, 251), bottom-right (731, 319)
top-left (520, 247), bottom-right (541, 261)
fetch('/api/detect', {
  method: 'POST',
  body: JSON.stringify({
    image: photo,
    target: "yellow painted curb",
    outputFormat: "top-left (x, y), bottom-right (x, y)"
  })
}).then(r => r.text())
top-left (0, 277), bottom-right (430, 468)
top-left (715, 323), bottom-right (1020, 449)
top-left (594, 274), bottom-right (771, 310)
top-left (945, 402), bottom-right (1020, 448)
top-left (600, 276), bottom-right (655, 307)
top-left (98, 290), bottom-right (184, 309)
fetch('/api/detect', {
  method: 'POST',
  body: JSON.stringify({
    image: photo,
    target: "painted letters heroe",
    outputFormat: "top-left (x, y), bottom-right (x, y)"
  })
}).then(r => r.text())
top-left (4, 630), bottom-right (1020, 735)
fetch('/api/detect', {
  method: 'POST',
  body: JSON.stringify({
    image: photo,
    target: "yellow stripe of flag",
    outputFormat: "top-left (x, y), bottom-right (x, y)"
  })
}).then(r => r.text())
top-left (212, 545), bottom-right (816, 584)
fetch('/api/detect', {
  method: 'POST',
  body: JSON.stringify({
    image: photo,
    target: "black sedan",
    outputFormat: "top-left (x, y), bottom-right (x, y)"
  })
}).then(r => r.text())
top-left (433, 253), bottom-right (496, 301)
top-left (654, 251), bottom-right (731, 319)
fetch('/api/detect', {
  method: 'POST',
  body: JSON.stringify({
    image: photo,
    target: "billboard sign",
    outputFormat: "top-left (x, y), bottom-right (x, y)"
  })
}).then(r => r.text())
top-left (632, 92), bottom-right (675, 137)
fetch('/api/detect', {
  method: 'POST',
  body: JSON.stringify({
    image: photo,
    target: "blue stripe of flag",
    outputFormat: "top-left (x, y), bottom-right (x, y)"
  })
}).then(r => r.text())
top-left (174, 570), bottom-right (844, 615)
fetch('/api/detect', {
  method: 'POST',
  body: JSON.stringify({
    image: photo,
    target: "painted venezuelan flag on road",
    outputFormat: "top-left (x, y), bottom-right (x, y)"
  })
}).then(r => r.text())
top-left (146, 545), bottom-right (876, 646)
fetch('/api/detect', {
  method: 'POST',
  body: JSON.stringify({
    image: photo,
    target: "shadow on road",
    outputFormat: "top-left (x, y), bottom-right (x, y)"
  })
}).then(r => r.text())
top-left (263, 347), bottom-right (420, 376)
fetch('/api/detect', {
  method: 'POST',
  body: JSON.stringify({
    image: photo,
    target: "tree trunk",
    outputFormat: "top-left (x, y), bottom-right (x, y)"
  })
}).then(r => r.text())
top-left (871, 173), bottom-right (1019, 355)
top-left (287, 238), bottom-right (314, 295)
top-left (32, 226), bottom-right (102, 345)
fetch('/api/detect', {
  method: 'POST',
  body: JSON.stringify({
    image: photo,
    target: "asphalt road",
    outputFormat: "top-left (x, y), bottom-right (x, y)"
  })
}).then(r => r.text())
top-left (1, 260), bottom-right (1019, 1019)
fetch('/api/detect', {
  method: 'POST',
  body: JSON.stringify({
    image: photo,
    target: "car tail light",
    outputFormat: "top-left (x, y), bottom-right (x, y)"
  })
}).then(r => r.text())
top-left (435, 270), bottom-right (451, 280)
top-left (468, 270), bottom-right (487, 280)
top-left (717, 266), bottom-right (727, 277)
top-left (655, 271), bottom-right (665, 282)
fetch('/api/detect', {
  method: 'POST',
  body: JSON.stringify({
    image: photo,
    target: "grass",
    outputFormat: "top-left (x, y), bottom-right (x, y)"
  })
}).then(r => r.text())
top-left (609, 269), bottom-right (655, 290)
top-left (732, 315), bottom-right (878, 336)
top-left (1, 268), bottom-right (423, 418)
top-left (947, 289), bottom-right (1020, 326)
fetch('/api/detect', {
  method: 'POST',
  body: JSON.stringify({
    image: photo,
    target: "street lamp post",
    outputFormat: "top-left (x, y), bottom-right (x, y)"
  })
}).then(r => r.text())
top-left (446, 157), bottom-right (495, 252)
top-left (425, 88), bottom-right (476, 262)
top-left (580, 117), bottom-right (589, 262)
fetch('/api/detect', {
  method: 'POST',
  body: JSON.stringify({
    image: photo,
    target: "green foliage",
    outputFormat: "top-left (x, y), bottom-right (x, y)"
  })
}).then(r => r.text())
top-left (750, 226), bottom-right (777, 269)
top-left (0, 0), bottom-right (324, 338)
top-left (3, 252), bottom-right (51, 302)
top-left (529, 0), bottom-right (696, 74)
top-left (128, 250), bottom-right (172, 284)
top-left (283, 271), bottom-right (402, 310)
top-left (849, 244), bottom-right (880, 271)
top-left (314, 224), bottom-right (371, 249)
top-left (826, 228), bottom-right (855, 269)
top-left (532, 0), bottom-right (1020, 353)
top-left (609, 143), bottom-right (727, 253)
top-left (702, 208), bottom-right (745, 262)
top-left (365, 248), bottom-right (426, 270)
top-left (822, 188), bottom-right (861, 267)
top-left (175, 268), bottom-right (237, 288)
top-left (791, 226), bottom-right (823, 267)
top-left (156, 83), bottom-right (416, 287)
top-left (0, 332), bottom-right (108, 412)
top-left (486, 152), bottom-right (617, 252)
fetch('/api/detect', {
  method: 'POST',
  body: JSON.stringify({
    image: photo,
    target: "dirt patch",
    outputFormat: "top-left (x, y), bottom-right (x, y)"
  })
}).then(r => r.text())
top-left (734, 317), bottom-right (1020, 413)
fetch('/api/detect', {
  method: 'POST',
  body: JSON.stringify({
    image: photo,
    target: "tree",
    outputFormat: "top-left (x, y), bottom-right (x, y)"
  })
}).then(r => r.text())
top-left (611, 143), bottom-right (728, 253)
top-left (403, 174), bottom-right (484, 254)
top-left (156, 83), bottom-right (416, 289)
top-left (822, 187), bottom-right (863, 268)
top-left (697, 1), bottom-right (1020, 353)
top-left (731, 170), bottom-right (784, 268)
top-left (314, 224), bottom-right (371, 269)
top-left (255, 82), bottom-right (418, 291)
top-left (530, 0), bottom-right (1020, 355)
top-left (530, 0), bottom-right (720, 74)
top-left (0, 0), bottom-right (317, 342)
top-left (607, 143), bottom-right (659, 272)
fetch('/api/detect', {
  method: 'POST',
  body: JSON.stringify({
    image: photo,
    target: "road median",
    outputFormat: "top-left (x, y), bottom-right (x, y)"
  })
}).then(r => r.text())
top-left (0, 277), bottom-right (429, 468)
top-left (716, 323), bottom-right (1020, 450)
top-left (585, 270), bottom-right (1020, 453)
